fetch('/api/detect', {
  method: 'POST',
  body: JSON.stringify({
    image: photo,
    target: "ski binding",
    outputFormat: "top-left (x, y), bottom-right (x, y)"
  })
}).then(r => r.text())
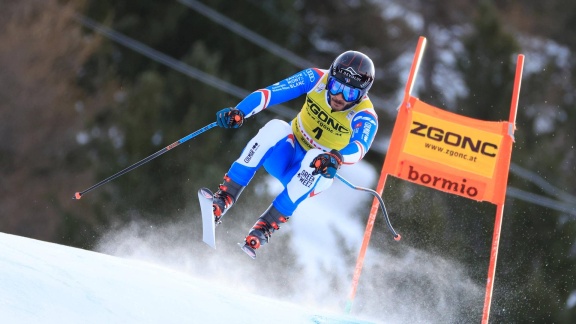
top-left (238, 243), bottom-right (256, 259)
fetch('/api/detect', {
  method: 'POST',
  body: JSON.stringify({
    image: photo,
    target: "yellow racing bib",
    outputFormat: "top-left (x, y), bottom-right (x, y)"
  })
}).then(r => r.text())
top-left (292, 75), bottom-right (372, 151)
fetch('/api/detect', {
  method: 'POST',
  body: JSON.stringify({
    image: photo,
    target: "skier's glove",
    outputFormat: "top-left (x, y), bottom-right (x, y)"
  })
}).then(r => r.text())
top-left (216, 108), bottom-right (245, 129)
top-left (310, 149), bottom-right (343, 179)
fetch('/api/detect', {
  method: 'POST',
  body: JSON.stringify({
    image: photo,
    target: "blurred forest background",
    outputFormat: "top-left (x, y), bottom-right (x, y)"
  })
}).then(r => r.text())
top-left (1, 0), bottom-right (575, 322)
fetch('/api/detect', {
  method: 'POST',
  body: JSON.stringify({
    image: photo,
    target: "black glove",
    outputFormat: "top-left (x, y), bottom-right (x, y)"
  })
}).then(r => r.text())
top-left (216, 108), bottom-right (245, 129)
top-left (310, 149), bottom-right (343, 179)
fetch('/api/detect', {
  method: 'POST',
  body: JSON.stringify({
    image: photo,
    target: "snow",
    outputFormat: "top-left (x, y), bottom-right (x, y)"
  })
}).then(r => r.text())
top-left (0, 232), bottom-right (372, 324)
top-left (0, 162), bottom-right (484, 323)
top-left (0, 163), bottom-right (379, 323)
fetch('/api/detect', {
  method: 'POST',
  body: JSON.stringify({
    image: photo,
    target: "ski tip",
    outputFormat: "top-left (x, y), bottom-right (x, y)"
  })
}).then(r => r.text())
top-left (238, 243), bottom-right (256, 259)
top-left (198, 188), bottom-right (213, 199)
top-left (73, 192), bottom-right (82, 200)
top-left (394, 234), bottom-right (401, 241)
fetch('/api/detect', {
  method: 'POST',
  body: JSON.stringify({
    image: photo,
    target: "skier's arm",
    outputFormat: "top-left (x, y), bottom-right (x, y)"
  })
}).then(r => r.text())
top-left (235, 68), bottom-right (325, 118)
top-left (338, 110), bottom-right (378, 165)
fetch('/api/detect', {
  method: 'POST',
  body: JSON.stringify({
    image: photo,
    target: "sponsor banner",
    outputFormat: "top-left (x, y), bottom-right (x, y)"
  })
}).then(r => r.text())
top-left (404, 111), bottom-right (503, 178)
top-left (383, 96), bottom-right (514, 204)
top-left (397, 160), bottom-right (487, 201)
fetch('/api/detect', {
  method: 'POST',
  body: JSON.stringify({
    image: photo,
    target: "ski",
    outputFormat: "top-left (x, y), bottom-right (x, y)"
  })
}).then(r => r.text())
top-left (198, 188), bottom-right (216, 249)
top-left (238, 243), bottom-right (256, 259)
top-left (199, 187), bottom-right (256, 258)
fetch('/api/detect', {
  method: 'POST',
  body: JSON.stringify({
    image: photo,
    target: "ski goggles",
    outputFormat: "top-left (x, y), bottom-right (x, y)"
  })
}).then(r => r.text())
top-left (327, 77), bottom-right (363, 102)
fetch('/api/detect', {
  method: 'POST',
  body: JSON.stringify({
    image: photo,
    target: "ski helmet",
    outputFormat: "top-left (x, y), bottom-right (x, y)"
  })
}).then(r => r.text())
top-left (329, 51), bottom-right (375, 102)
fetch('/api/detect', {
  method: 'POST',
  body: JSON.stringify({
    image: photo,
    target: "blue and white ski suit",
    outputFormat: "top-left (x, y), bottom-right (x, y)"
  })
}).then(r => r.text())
top-left (226, 68), bottom-right (378, 217)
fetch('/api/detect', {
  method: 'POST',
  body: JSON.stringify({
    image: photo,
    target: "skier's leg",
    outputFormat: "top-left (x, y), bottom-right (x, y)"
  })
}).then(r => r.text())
top-left (227, 119), bottom-right (293, 185)
top-left (212, 119), bottom-right (293, 219)
top-left (244, 205), bottom-right (288, 250)
top-left (243, 147), bottom-right (334, 251)
top-left (212, 175), bottom-right (245, 222)
top-left (271, 148), bottom-right (334, 216)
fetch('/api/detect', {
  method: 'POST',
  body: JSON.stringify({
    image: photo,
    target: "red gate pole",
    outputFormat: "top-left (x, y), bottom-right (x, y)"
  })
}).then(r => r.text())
top-left (481, 54), bottom-right (524, 324)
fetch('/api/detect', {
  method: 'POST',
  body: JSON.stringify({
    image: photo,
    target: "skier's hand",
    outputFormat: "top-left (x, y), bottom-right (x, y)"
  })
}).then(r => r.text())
top-left (216, 108), bottom-right (245, 129)
top-left (310, 149), bottom-right (343, 179)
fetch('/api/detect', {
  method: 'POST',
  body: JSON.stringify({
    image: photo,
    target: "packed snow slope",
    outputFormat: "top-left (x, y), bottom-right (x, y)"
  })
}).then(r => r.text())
top-left (0, 164), bottom-right (484, 323)
top-left (0, 232), bottom-right (374, 324)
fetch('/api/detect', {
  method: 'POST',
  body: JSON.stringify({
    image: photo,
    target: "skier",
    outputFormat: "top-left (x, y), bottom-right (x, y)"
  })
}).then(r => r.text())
top-left (210, 50), bottom-right (378, 257)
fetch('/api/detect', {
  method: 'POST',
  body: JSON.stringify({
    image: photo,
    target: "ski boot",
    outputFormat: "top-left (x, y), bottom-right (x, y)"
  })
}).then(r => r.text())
top-left (240, 205), bottom-right (288, 258)
top-left (213, 174), bottom-right (245, 224)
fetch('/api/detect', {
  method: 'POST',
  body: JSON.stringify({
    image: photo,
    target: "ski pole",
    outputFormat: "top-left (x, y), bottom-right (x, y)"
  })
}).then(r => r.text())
top-left (335, 173), bottom-right (401, 241)
top-left (73, 122), bottom-right (218, 200)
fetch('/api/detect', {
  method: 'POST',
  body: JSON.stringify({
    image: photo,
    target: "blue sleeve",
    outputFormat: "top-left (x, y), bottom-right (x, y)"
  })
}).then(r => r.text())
top-left (339, 110), bottom-right (378, 164)
top-left (235, 68), bottom-right (324, 118)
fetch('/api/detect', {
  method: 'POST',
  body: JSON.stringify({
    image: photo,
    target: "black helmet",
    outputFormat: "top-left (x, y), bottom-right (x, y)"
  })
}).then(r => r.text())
top-left (329, 51), bottom-right (375, 99)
